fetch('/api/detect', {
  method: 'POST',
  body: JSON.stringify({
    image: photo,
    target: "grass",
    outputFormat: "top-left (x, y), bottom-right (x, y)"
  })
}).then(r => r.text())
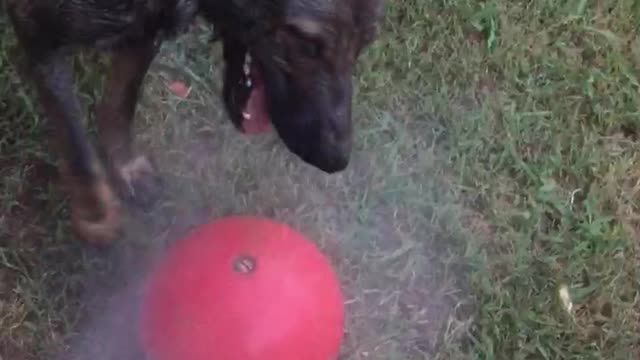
top-left (1, 0), bottom-right (639, 359)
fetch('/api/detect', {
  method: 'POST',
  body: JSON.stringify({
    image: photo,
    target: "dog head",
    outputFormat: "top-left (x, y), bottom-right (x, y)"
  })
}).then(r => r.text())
top-left (202, 0), bottom-right (384, 173)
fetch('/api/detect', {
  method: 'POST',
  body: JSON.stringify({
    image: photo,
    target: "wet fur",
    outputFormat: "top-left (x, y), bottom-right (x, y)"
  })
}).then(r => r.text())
top-left (5, 0), bottom-right (384, 243)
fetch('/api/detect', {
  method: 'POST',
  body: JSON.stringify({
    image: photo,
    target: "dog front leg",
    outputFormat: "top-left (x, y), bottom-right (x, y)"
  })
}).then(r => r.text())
top-left (32, 53), bottom-right (121, 245)
top-left (96, 42), bottom-right (163, 209)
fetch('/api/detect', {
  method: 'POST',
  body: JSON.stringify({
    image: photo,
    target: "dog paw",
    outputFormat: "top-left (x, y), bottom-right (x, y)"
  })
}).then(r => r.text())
top-left (115, 155), bottom-right (164, 209)
top-left (70, 180), bottom-right (122, 245)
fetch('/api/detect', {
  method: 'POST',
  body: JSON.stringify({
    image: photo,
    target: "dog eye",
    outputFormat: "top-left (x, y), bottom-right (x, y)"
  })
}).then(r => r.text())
top-left (284, 25), bottom-right (325, 59)
top-left (299, 39), bottom-right (324, 58)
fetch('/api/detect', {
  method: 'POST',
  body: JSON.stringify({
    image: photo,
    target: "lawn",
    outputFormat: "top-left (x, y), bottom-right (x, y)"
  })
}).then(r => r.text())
top-left (1, 0), bottom-right (639, 359)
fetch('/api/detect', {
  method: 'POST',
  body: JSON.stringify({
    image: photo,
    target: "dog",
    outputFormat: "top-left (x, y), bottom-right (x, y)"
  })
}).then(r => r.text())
top-left (5, 0), bottom-right (384, 244)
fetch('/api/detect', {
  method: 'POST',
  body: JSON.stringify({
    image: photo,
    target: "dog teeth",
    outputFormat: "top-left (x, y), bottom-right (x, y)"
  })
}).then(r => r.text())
top-left (242, 111), bottom-right (252, 120)
top-left (243, 53), bottom-right (253, 88)
top-left (243, 53), bottom-right (252, 76)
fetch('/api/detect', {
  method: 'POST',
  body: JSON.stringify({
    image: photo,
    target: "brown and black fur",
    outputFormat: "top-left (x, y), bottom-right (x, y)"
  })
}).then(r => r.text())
top-left (5, 0), bottom-right (384, 244)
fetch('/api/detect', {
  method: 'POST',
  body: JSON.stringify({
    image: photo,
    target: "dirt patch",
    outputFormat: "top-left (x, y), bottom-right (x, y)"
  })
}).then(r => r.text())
top-left (460, 209), bottom-right (495, 245)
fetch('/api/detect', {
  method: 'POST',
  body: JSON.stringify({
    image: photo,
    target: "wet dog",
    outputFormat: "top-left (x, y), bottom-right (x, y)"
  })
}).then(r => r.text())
top-left (5, 0), bottom-right (384, 244)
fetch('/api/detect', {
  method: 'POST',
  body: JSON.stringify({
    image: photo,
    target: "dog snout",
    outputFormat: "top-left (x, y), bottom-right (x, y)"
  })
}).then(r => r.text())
top-left (316, 146), bottom-right (350, 173)
top-left (315, 82), bottom-right (352, 173)
top-left (316, 119), bottom-right (352, 173)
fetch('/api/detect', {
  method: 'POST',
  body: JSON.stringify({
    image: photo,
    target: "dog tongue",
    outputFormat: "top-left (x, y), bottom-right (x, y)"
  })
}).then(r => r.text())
top-left (242, 74), bottom-right (271, 135)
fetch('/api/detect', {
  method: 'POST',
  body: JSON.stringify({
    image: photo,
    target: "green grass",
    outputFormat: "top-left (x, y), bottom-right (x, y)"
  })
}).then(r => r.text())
top-left (1, 0), bottom-right (640, 359)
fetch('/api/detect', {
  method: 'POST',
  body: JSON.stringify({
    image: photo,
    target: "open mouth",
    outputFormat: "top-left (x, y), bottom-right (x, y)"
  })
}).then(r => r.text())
top-left (237, 54), bottom-right (272, 134)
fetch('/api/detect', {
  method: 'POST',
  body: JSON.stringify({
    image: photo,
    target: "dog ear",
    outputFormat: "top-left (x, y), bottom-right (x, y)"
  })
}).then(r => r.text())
top-left (356, 0), bottom-right (384, 21)
top-left (353, 0), bottom-right (384, 40)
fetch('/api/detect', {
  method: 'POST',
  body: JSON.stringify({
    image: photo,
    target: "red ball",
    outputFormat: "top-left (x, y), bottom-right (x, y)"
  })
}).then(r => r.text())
top-left (139, 216), bottom-right (344, 360)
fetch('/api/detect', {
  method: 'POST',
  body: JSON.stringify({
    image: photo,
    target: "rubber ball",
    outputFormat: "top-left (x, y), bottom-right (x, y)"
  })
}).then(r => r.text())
top-left (139, 216), bottom-right (344, 360)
